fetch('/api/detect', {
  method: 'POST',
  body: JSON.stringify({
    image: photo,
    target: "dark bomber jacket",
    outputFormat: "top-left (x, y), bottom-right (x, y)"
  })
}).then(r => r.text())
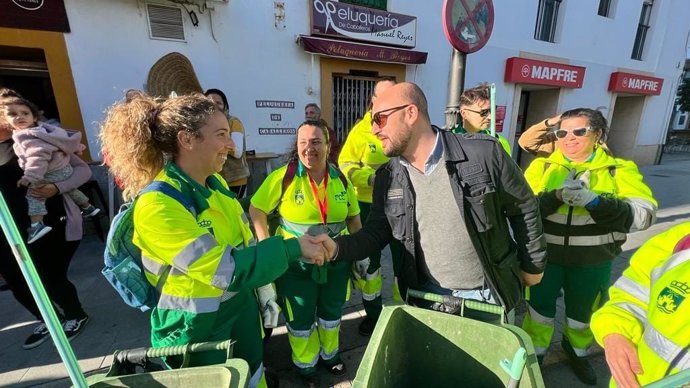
top-left (335, 129), bottom-right (547, 311)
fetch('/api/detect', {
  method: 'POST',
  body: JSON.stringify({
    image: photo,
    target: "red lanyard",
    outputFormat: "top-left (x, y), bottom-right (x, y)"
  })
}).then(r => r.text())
top-left (308, 173), bottom-right (329, 225)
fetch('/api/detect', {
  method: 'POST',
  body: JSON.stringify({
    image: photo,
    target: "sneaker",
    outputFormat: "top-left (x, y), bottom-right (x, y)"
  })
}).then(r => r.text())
top-left (561, 337), bottom-right (597, 385)
top-left (358, 316), bottom-right (376, 337)
top-left (299, 372), bottom-right (320, 388)
top-left (81, 205), bottom-right (100, 218)
top-left (63, 315), bottom-right (89, 340)
top-left (23, 322), bottom-right (50, 349)
top-left (27, 222), bottom-right (52, 244)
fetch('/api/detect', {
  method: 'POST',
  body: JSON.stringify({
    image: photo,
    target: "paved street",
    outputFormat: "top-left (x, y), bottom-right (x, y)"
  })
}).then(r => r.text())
top-left (1, 154), bottom-right (689, 388)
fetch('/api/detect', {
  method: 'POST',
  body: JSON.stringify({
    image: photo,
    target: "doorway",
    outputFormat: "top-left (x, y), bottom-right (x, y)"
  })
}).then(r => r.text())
top-left (608, 95), bottom-right (645, 159)
top-left (320, 57), bottom-right (405, 143)
top-left (0, 45), bottom-right (59, 121)
top-left (513, 86), bottom-right (560, 169)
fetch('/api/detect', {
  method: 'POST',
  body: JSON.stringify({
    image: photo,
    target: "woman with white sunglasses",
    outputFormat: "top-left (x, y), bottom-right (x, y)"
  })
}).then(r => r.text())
top-left (520, 108), bottom-right (657, 386)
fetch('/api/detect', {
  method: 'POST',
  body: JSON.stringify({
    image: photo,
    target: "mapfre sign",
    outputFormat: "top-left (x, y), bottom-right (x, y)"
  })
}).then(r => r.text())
top-left (504, 57), bottom-right (585, 88)
top-left (608, 72), bottom-right (663, 96)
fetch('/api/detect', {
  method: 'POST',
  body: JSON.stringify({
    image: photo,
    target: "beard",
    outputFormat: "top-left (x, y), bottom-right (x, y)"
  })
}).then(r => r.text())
top-left (383, 125), bottom-right (413, 157)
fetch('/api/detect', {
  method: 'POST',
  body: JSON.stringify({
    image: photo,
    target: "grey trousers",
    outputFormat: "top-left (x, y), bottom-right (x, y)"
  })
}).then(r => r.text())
top-left (27, 165), bottom-right (90, 217)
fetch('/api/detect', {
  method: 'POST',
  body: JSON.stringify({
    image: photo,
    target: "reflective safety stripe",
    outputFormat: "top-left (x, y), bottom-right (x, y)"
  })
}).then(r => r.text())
top-left (286, 323), bottom-right (319, 369)
top-left (157, 293), bottom-right (221, 313)
top-left (527, 305), bottom-right (554, 325)
top-left (522, 305), bottom-right (555, 352)
top-left (240, 212), bottom-right (250, 224)
top-left (614, 276), bottom-right (650, 304)
top-left (220, 290), bottom-right (239, 302)
top-left (280, 219), bottom-right (346, 238)
top-left (651, 249), bottom-right (690, 284)
top-left (318, 317), bottom-right (341, 330)
top-left (565, 318), bottom-right (593, 357)
top-left (360, 268), bottom-right (382, 301)
top-left (172, 234), bottom-right (218, 270)
top-left (643, 324), bottom-right (690, 370)
top-left (545, 213), bottom-right (596, 226)
top-left (287, 323), bottom-right (316, 339)
top-left (625, 198), bottom-right (656, 232)
top-left (566, 317), bottom-right (589, 330)
top-left (317, 317), bottom-right (341, 361)
top-left (249, 362), bottom-right (265, 388)
top-left (544, 232), bottom-right (626, 246)
top-left (211, 246), bottom-right (236, 289)
top-left (142, 255), bottom-right (169, 276)
top-left (612, 302), bottom-right (647, 324)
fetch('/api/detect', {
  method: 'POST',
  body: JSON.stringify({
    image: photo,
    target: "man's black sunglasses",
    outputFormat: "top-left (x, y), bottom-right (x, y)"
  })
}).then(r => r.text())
top-left (463, 108), bottom-right (491, 118)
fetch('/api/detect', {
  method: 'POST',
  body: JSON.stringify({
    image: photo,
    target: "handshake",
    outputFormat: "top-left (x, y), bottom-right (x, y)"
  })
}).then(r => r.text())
top-left (297, 234), bottom-right (337, 266)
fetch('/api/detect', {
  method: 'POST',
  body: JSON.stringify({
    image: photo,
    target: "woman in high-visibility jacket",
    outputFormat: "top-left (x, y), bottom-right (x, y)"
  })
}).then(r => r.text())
top-left (592, 222), bottom-right (690, 388)
top-left (100, 94), bottom-right (331, 388)
top-left (250, 120), bottom-right (361, 388)
top-left (521, 108), bottom-right (657, 386)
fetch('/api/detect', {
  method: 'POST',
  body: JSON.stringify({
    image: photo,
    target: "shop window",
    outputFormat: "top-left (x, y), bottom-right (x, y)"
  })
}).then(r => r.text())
top-left (147, 4), bottom-right (185, 41)
top-left (631, 0), bottom-right (653, 60)
top-left (534, 0), bottom-right (562, 43)
top-left (598, 0), bottom-right (613, 17)
top-left (339, 0), bottom-right (387, 11)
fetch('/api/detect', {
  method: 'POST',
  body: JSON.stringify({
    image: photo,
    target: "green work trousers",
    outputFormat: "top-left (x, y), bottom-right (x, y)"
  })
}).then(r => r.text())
top-left (522, 260), bottom-right (612, 356)
top-left (151, 290), bottom-right (266, 387)
top-left (275, 260), bottom-right (351, 374)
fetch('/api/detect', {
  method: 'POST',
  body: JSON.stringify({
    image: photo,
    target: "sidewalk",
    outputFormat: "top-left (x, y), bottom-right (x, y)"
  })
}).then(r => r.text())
top-left (1, 155), bottom-right (689, 388)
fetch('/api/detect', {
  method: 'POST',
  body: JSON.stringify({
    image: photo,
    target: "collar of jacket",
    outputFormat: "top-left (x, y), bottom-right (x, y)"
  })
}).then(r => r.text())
top-left (438, 127), bottom-right (468, 163)
top-left (546, 146), bottom-right (616, 170)
top-left (294, 158), bottom-right (342, 180)
top-left (164, 162), bottom-right (235, 214)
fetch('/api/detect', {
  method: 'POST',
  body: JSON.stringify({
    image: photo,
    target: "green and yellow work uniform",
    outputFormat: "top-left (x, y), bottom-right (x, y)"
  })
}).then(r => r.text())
top-left (250, 161), bottom-right (360, 376)
top-left (451, 125), bottom-right (512, 156)
top-left (133, 163), bottom-right (303, 388)
top-left (338, 112), bottom-right (403, 322)
top-left (592, 223), bottom-right (690, 387)
top-left (521, 147), bottom-right (657, 358)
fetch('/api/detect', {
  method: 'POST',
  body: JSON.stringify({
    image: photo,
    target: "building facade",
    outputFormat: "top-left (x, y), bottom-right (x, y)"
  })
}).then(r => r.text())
top-left (1, 0), bottom-right (689, 166)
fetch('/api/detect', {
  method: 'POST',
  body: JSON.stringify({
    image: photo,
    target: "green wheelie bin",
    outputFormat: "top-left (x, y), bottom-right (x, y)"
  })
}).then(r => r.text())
top-left (354, 291), bottom-right (545, 388)
top-left (84, 340), bottom-right (250, 388)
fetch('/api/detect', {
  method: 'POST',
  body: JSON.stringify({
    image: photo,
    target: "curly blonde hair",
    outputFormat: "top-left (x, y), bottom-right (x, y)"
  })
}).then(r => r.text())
top-left (99, 93), bottom-right (218, 200)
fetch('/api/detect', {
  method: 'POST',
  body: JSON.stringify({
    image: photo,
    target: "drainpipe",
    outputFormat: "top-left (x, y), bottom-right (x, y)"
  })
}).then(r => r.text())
top-left (444, 49), bottom-right (466, 130)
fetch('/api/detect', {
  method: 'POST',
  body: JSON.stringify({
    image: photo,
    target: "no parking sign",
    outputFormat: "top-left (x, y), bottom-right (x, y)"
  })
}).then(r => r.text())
top-left (442, 0), bottom-right (494, 53)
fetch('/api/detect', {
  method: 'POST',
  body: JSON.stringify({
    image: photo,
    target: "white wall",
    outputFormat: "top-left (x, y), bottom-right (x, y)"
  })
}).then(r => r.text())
top-left (62, 0), bottom-right (690, 161)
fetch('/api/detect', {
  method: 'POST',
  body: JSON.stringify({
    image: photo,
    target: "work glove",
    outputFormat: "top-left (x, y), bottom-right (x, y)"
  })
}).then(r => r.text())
top-left (256, 284), bottom-right (280, 328)
top-left (561, 169), bottom-right (597, 207)
top-left (561, 169), bottom-right (586, 190)
top-left (354, 258), bottom-right (371, 279)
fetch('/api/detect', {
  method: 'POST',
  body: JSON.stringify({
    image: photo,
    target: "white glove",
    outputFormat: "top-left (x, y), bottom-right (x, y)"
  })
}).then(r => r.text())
top-left (354, 258), bottom-right (371, 278)
top-left (561, 169), bottom-right (585, 190)
top-left (562, 186), bottom-right (598, 208)
top-left (256, 284), bottom-right (280, 328)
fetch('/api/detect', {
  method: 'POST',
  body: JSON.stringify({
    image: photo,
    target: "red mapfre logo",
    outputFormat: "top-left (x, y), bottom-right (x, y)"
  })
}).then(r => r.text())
top-left (609, 72), bottom-right (663, 95)
top-left (504, 57), bottom-right (585, 88)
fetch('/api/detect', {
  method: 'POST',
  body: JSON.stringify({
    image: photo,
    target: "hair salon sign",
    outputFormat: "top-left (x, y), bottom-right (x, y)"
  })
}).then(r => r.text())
top-left (311, 0), bottom-right (417, 48)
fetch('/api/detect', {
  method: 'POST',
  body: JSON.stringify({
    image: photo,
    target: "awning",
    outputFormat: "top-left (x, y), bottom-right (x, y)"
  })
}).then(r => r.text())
top-left (298, 35), bottom-right (427, 65)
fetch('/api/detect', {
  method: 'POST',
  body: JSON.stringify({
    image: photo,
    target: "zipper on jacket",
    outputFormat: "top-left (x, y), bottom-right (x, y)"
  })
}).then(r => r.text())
top-left (564, 206), bottom-right (574, 246)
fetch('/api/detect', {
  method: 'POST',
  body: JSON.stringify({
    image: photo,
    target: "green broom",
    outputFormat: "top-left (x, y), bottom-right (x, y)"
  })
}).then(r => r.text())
top-left (0, 191), bottom-right (87, 387)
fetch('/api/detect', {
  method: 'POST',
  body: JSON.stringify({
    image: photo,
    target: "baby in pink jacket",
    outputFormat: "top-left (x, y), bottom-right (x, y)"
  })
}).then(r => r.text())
top-left (2, 97), bottom-right (100, 244)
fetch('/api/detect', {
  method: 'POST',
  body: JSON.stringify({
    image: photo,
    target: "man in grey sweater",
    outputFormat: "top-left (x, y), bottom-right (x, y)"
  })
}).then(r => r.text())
top-left (323, 82), bottom-right (546, 322)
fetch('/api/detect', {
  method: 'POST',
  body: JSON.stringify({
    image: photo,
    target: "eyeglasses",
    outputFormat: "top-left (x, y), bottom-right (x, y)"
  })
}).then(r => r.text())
top-left (463, 108), bottom-right (491, 118)
top-left (554, 127), bottom-right (594, 139)
top-left (372, 104), bottom-right (411, 128)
